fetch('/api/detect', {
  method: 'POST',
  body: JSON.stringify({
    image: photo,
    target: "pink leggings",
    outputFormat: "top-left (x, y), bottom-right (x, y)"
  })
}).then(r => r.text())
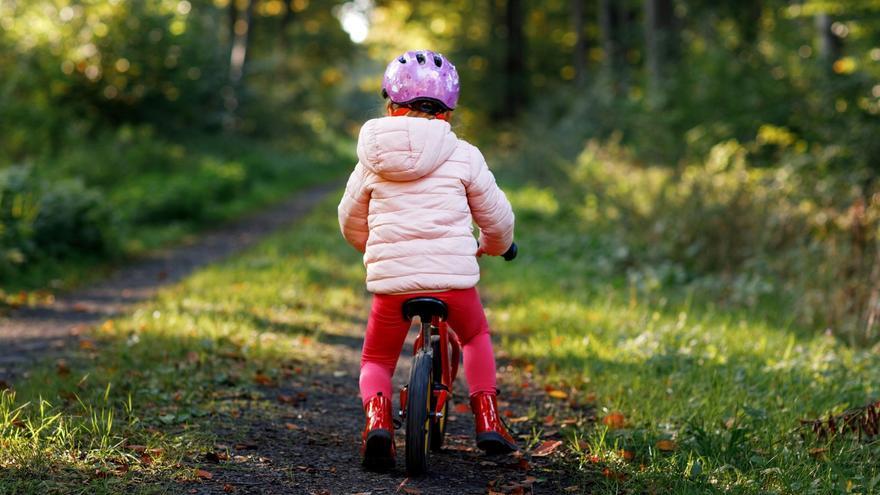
top-left (359, 287), bottom-right (497, 405)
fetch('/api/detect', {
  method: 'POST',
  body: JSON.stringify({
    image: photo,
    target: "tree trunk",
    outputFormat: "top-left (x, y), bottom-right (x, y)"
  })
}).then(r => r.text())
top-left (599, 0), bottom-right (624, 93)
top-left (503, 0), bottom-right (527, 119)
top-left (644, 0), bottom-right (675, 102)
top-left (572, 0), bottom-right (586, 85)
top-left (279, 0), bottom-right (295, 50)
top-left (228, 0), bottom-right (237, 45)
top-left (224, 0), bottom-right (254, 129)
top-left (816, 13), bottom-right (842, 70)
top-left (229, 0), bottom-right (254, 86)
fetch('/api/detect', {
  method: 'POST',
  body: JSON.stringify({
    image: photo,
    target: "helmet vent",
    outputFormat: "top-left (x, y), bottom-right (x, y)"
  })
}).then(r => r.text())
top-left (415, 53), bottom-right (426, 64)
top-left (398, 56), bottom-right (406, 64)
top-left (433, 55), bottom-right (443, 67)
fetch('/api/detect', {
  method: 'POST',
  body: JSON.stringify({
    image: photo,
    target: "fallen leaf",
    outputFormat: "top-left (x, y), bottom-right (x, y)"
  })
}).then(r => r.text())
top-left (278, 394), bottom-right (304, 405)
top-left (284, 422), bottom-right (298, 430)
top-left (602, 411), bottom-right (626, 429)
top-left (543, 415), bottom-right (555, 425)
top-left (509, 416), bottom-right (530, 423)
top-left (79, 339), bottom-right (96, 350)
top-left (561, 418), bottom-right (578, 426)
top-left (532, 439), bottom-right (563, 457)
top-left (619, 449), bottom-right (635, 461)
top-left (548, 390), bottom-right (568, 400)
top-left (223, 484), bottom-right (235, 493)
top-left (254, 373), bottom-right (274, 386)
top-left (205, 451), bottom-right (229, 462)
top-left (503, 409), bottom-right (514, 418)
top-left (454, 403), bottom-right (470, 413)
top-left (656, 439), bottom-right (676, 452)
top-left (602, 467), bottom-right (625, 480)
top-left (196, 469), bottom-right (213, 480)
top-left (126, 444), bottom-right (147, 453)
top-left (56, 360), bottom-right (70, 376)
top-left (564, 486), bottom-right (580, 492)
top-left (396, 477), bottom-right (411, 493)
top-left (402, 488), bottom-right (422, 494)
top-left (234, 442), bottom-right (258, 450)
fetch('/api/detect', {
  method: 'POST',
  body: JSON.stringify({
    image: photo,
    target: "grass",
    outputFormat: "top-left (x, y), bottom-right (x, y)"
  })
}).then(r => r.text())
top-left (1, 168), bottom-right (878, 493)
top-left (480, 187), bottom-right (880, 494)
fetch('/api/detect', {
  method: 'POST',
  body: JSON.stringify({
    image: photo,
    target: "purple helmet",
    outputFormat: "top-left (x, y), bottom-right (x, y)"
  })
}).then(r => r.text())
top-left (382, 50), bottom-right (460, 110)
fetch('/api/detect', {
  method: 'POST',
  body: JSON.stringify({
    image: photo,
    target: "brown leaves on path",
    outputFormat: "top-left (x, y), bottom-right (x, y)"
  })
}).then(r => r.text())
top-left (532, 439), bottom-right (563, 457)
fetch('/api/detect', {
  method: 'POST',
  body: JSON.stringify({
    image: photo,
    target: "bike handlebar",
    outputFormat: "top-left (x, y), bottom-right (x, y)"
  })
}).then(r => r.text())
top-left (501, 243), bottom-right (518, 261)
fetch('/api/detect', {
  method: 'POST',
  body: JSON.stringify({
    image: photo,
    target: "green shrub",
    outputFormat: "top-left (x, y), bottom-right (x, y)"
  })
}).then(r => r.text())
top-left (0, 166), bottom-right (39, 274)
top-left (0, 166), bottom-right (118, 282)
top-left (33, 179), bottom-right (118, 259)
top-left (112, 158), bottom-right (249, 224)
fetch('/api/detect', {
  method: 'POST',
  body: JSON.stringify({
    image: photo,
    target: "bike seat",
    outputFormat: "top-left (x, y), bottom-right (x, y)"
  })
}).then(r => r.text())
top-left (402, 297), bottom-right (448, 322)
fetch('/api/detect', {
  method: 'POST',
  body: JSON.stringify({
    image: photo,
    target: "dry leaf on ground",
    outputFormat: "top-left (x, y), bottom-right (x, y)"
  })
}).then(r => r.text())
top-left (532, 439), bottom-right (563, 457)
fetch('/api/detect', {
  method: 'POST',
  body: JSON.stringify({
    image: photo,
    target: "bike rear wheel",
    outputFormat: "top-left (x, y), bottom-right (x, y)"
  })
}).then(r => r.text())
top-left (429, 337), bottom-right (448, 451)
top-left (405, 350), bottom-right (433, 475)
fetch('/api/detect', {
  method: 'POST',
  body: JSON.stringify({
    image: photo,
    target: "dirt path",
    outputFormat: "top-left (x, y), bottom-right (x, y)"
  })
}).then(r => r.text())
top-left (0, 184), bottom-right (338, 382)
top-left (194, 323), bottom-right (584, 495)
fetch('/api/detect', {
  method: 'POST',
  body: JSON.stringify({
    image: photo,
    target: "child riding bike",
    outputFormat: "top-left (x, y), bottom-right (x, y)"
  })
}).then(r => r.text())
top-left (337, 49), bottom-right (518, 471)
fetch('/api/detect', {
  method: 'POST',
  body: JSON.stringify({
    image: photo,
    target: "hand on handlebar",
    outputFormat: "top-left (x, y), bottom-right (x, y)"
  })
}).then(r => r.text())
top-left (475, 241), bottom-right (517, 261)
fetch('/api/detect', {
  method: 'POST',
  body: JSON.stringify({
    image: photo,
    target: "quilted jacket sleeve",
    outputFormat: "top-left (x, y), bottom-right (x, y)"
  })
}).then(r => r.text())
top-left (338, 163), bottom-right (371, 253)
top-left (465, 147), bottom-right (515, 256)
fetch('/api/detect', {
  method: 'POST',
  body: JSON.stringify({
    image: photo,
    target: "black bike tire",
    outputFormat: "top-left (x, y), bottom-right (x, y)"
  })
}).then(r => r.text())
top-left (405, 350), bottom-right (433, 475)
top-left (429, 338), bottom-right (448, 451)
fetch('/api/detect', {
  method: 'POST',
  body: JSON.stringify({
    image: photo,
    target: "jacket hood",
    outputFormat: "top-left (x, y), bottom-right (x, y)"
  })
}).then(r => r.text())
top-left (356, 117), bottom-right (459, 181)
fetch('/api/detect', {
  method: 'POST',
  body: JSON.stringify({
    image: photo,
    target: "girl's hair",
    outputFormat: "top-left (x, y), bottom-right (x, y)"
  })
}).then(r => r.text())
top-left (386, 102), bottom-right (451, 120)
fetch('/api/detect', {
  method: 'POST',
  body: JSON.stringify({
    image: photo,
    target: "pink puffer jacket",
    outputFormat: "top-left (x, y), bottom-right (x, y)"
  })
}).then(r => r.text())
top-left (338, 116), bottom-right (515, 294)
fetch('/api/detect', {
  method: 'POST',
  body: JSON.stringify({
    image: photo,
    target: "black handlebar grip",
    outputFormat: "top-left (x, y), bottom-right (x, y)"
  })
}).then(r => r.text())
top-left (502, 243), bottom-right (518, 261)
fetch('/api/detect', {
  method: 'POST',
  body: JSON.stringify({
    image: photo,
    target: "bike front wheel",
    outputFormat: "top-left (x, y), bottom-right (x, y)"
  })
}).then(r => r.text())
top-left (405, 350), bottom-right (433, 475)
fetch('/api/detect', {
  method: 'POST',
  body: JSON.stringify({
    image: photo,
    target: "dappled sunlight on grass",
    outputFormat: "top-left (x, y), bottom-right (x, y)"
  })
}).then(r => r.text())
top-left (479, 184), bottom-right (880, 491)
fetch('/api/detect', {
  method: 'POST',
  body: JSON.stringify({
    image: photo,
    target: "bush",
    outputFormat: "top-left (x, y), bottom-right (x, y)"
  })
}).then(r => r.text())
top-left (0, 166), bottom-right (118, 281)
top-left (569, 140), bottom-right (880, 344)
top-left (0, 166), bottom-right (40, 273)
top-left (33, 179), bottom-right (118, 259)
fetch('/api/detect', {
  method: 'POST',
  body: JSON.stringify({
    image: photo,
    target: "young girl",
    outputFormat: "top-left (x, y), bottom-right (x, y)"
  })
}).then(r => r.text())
top-left (338, 50), bottom-right (517, 471)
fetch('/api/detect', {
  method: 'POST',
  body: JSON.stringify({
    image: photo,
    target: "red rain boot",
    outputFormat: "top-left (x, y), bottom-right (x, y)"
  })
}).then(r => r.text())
top-left (362, 393), bottom-right (395, 471)
top-left (470, 391), bottom-right (519, 454)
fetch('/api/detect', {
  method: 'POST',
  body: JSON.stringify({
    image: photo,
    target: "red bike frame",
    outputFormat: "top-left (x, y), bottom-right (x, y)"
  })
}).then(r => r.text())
top-left (400, 315), bottom-right (462, 420)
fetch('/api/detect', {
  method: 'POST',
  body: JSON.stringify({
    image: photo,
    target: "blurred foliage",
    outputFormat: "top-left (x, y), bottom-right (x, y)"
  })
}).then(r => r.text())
top-left (1, 0), bottom-right (879, 339)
